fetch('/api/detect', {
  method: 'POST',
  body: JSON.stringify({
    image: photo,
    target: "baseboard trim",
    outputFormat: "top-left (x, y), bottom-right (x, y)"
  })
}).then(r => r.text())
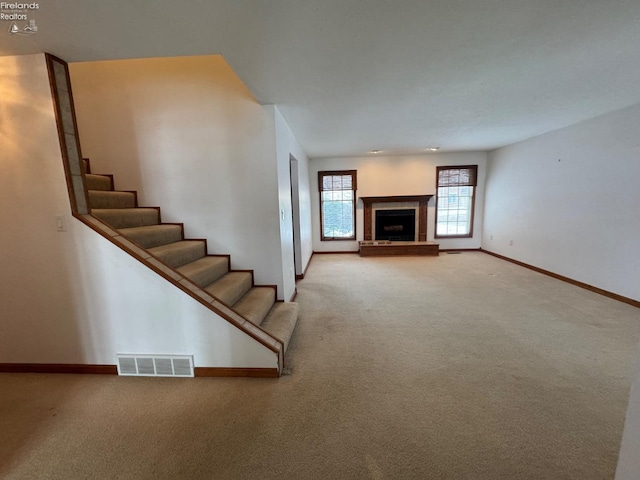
top-left (0, 363), bottom-right (117, 375)
top-left (440, 248), bottom-right (482, 253)
top-left (0, 364), bottom-right (281, 378)
top-left (312, 250), bottom-right (359, 254)
top-left (296, 254), bottom-right (314, 280)
top-left (481, 249), bottom-right (640, 308)
top-left (194, 367), bottom-right (279, 378)
top-left (289, 288), bottom-right (298, 302)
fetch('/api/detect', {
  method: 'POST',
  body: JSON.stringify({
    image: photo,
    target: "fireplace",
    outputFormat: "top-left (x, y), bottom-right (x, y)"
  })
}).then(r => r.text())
top-left (375, 209), bottom-right (416, 241)
top-left (360, 195), bottom-right (433, 242)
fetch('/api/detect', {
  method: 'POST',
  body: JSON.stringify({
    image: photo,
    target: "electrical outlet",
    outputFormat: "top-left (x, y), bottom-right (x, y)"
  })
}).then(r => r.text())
top-left (509, 239), bottom-right (514, 246)
top-left (490, 235), bottom-right (493, 240)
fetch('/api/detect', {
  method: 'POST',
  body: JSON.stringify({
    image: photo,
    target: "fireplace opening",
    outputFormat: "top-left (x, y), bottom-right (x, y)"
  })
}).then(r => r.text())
top-left (375, 209), bottom-right (416, 241)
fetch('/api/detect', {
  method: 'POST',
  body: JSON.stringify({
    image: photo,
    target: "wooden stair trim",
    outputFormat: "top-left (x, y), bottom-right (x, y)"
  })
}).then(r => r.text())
top-left (77, 213), bottom-right (285, 358)
top-left (46, 53), bottom-right (90, 215)
top-left (209, 253), bottom-right (231, 271)
top-left (110, 223), bottom-right (281, 345)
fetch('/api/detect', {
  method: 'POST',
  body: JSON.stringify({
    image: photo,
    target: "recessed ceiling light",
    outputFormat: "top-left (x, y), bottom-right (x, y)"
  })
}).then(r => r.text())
top-left (370, 150), bottom-right (381, 154)
top-left (426, 147), bottom-right (440, 152)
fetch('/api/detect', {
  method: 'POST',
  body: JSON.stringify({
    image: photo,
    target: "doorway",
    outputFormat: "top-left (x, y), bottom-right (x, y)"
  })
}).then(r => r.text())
top-left (289, 155), bottom-right (303, 277)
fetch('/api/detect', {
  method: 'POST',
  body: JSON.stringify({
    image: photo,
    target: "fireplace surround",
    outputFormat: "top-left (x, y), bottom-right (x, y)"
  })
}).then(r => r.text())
top-left (360, 195), bottom-right (433, 242)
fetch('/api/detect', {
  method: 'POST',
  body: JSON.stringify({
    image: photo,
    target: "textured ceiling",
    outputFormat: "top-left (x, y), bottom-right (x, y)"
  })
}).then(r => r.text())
top-left (3, 0), bottom-right (640, 158)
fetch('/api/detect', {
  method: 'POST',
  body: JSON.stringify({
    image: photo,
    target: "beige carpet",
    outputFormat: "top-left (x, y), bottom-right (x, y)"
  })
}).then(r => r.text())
top-left (1, 252), bottom-right (639, 479)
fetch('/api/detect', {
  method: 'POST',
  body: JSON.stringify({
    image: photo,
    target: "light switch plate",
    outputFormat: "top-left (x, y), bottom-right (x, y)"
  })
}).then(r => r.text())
top-left (56, 214), bottom-right (67, 232)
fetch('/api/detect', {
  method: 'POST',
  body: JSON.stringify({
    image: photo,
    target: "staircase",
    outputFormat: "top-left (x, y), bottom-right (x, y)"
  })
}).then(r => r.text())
top-left (84, 162), bottom-right (299, 366)
top-left (44, 54), bottom-right (295, 376)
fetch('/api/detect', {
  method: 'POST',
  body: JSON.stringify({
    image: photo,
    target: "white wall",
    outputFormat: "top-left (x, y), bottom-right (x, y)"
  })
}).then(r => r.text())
top-left (483, 106), bottom-right (640, 479)
top-left (69, 56), bottom-right (287, 298)
top-left (483, 103), bottom-right (640, 301)
top-left (616, 343), bottom-right (640, 480)
top-left (271, 106), bottom-right (313, 297)
top-left (309, 153), bottom-right (487, 252)
top-left (0, 54), bottom-right (275, 369)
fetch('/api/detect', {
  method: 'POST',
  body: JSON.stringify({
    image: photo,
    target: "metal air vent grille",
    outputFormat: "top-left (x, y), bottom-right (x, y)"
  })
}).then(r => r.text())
top-left (116, 354), bottom-right (194, 377)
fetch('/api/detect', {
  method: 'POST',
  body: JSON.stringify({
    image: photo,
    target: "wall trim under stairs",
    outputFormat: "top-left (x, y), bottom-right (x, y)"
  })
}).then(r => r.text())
top-left (0, 363), bottom-right (278, 378)
top-left (0, 363), bottom-right (118, 375)
top-left (194, 367), bottom-right (278, 378)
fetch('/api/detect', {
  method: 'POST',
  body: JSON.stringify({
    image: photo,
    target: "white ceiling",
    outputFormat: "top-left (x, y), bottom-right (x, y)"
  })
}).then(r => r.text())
top-left (3, 0), bottom-right (640, 158)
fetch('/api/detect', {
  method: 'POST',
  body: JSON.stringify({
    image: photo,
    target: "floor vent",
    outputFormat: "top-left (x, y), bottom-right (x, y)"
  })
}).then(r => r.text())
top-left (116, 354), bottom-right (194, 377)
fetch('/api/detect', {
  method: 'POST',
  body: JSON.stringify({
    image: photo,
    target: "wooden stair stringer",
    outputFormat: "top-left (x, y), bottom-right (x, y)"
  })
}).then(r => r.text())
top-left (85, 175), bottom-right (289, 353)
top-left (77, 212), bottom-right (285, 374)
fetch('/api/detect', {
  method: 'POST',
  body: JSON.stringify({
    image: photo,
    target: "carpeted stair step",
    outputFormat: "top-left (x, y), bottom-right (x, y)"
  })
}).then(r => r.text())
top-left (233, 287), bottom-right (276, 326)
top-left (92, 208), bottom-right (159, 229)
top-left (89, 190), bottom-right (136, 209)
top-left (148, 240), bottom-right (206, 268)
top-left (85, 174), bottom-right (112, 191)
top-left (79, 161), bottom-right (300, 371)
top-left (177, 256), bottom-right (229, 288)
top-left (119, 224), bottom-right (183, 249)
top-left (261, 302), bottom-right (299, 353)
top-left (205, 272), bottom-right (253, 306)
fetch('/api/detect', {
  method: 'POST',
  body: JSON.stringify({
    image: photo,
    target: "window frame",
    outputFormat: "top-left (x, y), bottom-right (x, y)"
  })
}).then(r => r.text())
top-left (434, 165), bottom-right (478, 239)
top-left (318, 170), bottom-right (358, 241)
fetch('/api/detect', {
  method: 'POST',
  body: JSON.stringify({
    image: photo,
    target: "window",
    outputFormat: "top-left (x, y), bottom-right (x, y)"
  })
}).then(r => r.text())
top-left (435, 165), bottom-right (478, 238)
top-left (318, 170), bottom-right (357, 240)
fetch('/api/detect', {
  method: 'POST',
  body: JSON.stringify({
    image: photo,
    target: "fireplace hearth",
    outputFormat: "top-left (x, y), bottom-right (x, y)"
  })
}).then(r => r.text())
top-left (359, 195), bottom-right (438, 257)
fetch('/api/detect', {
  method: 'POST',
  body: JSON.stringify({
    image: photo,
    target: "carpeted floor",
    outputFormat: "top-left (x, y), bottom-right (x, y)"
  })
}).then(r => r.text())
top-left (1, 252), bottom-right (639, 479)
